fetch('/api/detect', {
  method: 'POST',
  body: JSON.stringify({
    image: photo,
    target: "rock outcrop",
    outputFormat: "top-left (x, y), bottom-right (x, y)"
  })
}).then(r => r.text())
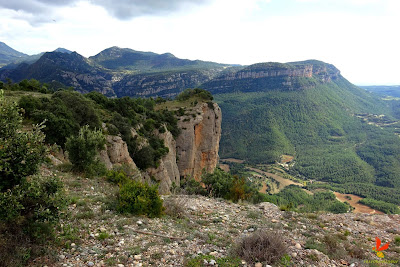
top-left (212, 64), bottom-right (313, 82)
top-left (144, 129), bottom-right (180, 194)
top-left (99, 135), bottom-right (140, 177)
top-left (176, 102), bottom-right (222, 181)
top-left (99, 102), bottom-right (222, 193)
top-left (113, 69), bottom-right (220, 98)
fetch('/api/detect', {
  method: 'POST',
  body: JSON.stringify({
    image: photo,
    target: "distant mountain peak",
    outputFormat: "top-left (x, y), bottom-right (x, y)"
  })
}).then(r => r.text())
top-left (0, 41), bottom-right (28, 67)
top-left (53, 48), bottom-right (73, 54)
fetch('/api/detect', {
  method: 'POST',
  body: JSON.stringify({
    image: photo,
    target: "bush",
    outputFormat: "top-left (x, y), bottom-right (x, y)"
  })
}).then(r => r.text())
top-left (0, 90), bottom-right (65, 265)
top-left (163, 197), bottom-right (187, 219)
top-left (201, 168), bottom-right (261, 203)
top-left (395, 236), bottom-right (400, 246)
top-left (0, 92), bottom-right (47, 191)
top-left (65, 125), bottom-right (106, 174)
top-left (180, 178), bottom-right (207, 195)
top-left (176, 88), bottom-right (213, 102)
top-left (117, 180), bottom-right (163, 217)
top-left (106, 170), bottom-right (129, 185)
top-left (233, 230), bottom-right (287, 264)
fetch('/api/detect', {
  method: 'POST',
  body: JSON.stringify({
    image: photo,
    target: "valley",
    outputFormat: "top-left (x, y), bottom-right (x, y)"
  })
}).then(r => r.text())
top-left (333, 192), bottom-right (383, 215)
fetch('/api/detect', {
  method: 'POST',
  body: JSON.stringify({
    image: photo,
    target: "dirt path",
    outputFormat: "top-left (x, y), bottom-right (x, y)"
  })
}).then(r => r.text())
top-left (247, 167), bottom-right (303, 193)
top-left (333, 192), bottom-right (383, 214)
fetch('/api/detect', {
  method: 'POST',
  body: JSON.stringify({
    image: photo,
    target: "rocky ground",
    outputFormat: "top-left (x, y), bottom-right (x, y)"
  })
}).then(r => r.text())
top-left (35, 167), bottom-right (400, 267)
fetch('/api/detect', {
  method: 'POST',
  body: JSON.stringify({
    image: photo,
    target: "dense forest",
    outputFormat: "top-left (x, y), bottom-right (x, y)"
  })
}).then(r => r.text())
top-left (211, 72), bottom-right (400, 209)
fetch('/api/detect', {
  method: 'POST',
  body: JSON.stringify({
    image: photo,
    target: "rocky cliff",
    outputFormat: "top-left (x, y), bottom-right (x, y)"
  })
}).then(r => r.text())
top-left (113, 69), bottom-right (221, 98)
top-left (203, 60), bottom-right (341, 94)
top-left (100, 101), bottom-right (222, 193)
top-left (99, 135), bottom-right (141, 178)
top-left (176, 102), bottom-right (222, 181)
top-left (143, 129), bottom-right (180, 194)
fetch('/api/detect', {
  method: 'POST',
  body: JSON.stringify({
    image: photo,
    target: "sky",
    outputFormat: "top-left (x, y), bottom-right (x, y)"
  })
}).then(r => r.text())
top-left (0, 0), bottom-right (399, 85)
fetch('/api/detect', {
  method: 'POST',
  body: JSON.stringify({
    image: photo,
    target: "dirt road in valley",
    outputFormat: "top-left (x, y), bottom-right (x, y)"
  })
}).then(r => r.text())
top-left (247, 167), bottom-right (303, 193)
top-left (333, 192), bottom-right (383, 214)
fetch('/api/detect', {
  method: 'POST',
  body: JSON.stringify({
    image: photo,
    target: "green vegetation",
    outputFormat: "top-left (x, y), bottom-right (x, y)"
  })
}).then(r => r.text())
top-left (117, 180), bottom-right (164, 217)
top-left (9, 80), bottom-right (181, 171)
top-left (212, 73), bottom-right (400, 207)
top-left (0, 92), bottom-right (47, 191)
top-left (106, 170), bottom-right (129, 185)
top-left (0, 90), bottom-right (65, 265)
top-left (65, 125), bottom-right (106, 175)
top-left (264, 186), bottom-right (350, 213)
top-left (19, 90), bottom-right (101, 147)
top-left (176, 88), bottom-right (213, 102)
top-left (358, 198), bottom-right (399, 214)
top-left (306, 182), bottom-right (400, 206)
top-left (183, 168), bottom-right (265, 204)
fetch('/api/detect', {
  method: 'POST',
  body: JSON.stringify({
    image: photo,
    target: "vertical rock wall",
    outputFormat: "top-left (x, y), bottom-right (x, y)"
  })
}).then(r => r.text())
top-left (99, 101), bottom-right (222, 193)
top-left (144, 130), bottom-right (180, 194)
top-left (176, 102), bottom-right (222, 181)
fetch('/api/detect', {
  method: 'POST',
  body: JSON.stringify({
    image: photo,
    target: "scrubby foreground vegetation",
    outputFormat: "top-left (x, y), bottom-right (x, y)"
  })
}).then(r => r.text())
top-left (1, 80), bottom-right (400, 266)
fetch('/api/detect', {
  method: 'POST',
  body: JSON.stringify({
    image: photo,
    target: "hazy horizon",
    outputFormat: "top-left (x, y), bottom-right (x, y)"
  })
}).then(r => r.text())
top-left (1, 0), bottom-right (400, 85)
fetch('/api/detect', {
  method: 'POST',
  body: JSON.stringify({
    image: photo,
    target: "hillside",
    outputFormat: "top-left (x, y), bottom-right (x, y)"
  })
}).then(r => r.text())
top-left (2, 74), bottom-right (400, 267)
top-left (35, 166), bottom-right (400, 266)
top-left (1, 42), bottom-right (400, 211)
top-left (90, 46), bottom-right (226, 72)
top-left (0, 41), bottom-right (27, 67)
top-left (201, 61), bottom-right (400, 209)
top-left (361, 85), bottom-right (400, 99)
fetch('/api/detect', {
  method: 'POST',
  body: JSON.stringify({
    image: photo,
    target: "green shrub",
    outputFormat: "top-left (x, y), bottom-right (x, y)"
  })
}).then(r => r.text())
top-left (181, 178), bottom-right (207, 195)
top-left (395, 236), bottom-right (400, 246)
top-left (106, 170), bottom-right (129, 185)
top-left (0, 92), bottom-right (47, 191)
top-left (0, 91), bottom-right (65, 265)
top-left (176, 88), bottom-right (213, 102)
top-left (65, 125), bottom-right (106, 174)
top-left (201, 168), bottom-right (260, 203)
top-left (117, 180), bottom-right (163, 217)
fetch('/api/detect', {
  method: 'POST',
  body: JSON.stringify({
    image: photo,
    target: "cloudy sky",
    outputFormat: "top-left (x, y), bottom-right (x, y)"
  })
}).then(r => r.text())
top-left (0, 0), bottom-right (399, 85)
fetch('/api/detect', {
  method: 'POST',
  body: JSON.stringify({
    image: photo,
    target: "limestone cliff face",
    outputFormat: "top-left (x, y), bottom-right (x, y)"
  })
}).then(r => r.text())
top-left (99, 135), bottom-right (140, 177)
top-left (99, 102), bottom-right (222, 193)
top-left (144, 130), bottom-right (180, 194)
top-left (113, 70), bottom-right (220, 98)
top-left (213, 64), bottom-right (313, 82)
top-left (176, 102), bottom-right (222, 181)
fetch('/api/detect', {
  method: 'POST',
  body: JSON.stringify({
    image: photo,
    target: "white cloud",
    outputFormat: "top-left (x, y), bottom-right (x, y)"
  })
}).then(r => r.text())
top-left (0, 0), bottom-right (399, 84)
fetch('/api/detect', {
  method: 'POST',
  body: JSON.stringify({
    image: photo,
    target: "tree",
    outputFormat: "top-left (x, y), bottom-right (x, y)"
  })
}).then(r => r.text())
top-left (0, 90), bottom-right (47, 191)
top-left (0, 89), bottom-right (65, 265)
top-left (65, 125), bottom-right (106, 173)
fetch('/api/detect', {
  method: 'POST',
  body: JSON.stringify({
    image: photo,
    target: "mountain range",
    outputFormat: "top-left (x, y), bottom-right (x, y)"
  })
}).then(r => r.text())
top-left (1, 41), bottom-right (400, 209)
top-left (0, 43), bottom-right (231, 97)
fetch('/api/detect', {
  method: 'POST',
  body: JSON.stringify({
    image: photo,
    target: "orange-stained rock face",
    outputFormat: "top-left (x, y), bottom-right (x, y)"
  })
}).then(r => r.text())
top-left (176, 102), bottom-right (222, 181)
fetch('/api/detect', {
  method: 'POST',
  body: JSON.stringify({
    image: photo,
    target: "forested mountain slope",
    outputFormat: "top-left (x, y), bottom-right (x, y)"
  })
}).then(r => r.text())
top-left (203, 61), bottom-right (400, 205)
